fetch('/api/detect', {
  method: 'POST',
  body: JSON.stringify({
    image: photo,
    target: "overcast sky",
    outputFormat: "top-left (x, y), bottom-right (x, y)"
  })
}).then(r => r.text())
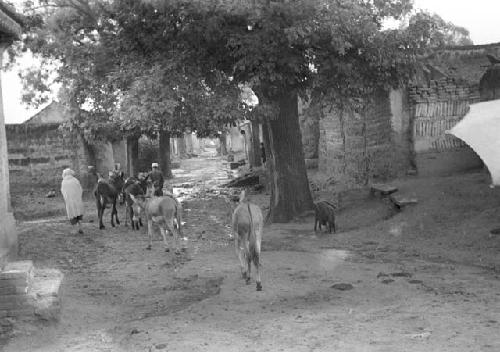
top-left (3, 0), bottom-right (500, 124)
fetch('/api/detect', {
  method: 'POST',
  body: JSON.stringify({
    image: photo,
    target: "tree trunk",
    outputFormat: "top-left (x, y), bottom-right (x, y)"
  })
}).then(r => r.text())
top-left (266, 91), bottom-right (314, 223)
top-left (219, 131), bottom-right (228, 156)
top-left (250, 120), bottom-right (262, 168)
top-left (127, 136), bottom-right (140, 177)
top-left (158, 130), bottom-right (173, 179)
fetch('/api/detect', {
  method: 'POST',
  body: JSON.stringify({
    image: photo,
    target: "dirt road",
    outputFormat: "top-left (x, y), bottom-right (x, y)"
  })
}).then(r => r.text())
top-left (3, 155), bottom-right (500, 351)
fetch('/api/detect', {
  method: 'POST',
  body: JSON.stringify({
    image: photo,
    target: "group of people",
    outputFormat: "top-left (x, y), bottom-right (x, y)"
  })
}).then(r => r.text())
top-left (60, 163), bottom-right (165, 234)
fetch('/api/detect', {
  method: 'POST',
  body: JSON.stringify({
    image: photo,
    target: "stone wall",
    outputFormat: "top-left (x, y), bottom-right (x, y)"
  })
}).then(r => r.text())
top-left (390, 89), bottom-right (413, 172)
top-left (6, 123), bottom-right (89, 185)
top-left (318, 90), bottom-right (398, 187)
top-left (227, 126), bottom-right (245, 153)
top-left (408, 78), bottom-right (483, 176)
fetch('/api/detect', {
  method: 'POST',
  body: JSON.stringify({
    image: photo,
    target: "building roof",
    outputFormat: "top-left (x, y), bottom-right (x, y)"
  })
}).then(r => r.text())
top-left (24, 101), bottom-right (69, 124)
top-left (0, 1), bottom-right (23, 41)
top-left (424, 42), bottom-right (500, 85)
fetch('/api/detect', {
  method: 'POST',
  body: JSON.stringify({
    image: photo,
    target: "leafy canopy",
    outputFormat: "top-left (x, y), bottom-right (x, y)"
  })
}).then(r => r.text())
top-left (11, 0), bottom-right (473, 138)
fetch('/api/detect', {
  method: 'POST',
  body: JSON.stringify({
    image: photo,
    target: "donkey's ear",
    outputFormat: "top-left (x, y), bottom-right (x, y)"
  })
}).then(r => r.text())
top-left (129, 194), bottom-right (137, 203)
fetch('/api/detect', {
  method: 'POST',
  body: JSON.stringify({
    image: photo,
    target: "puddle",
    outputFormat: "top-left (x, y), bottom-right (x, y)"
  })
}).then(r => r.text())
top-left (22, 217), bottom-right (67, 225)
top-left (316, 249), bottom-right (350, 271)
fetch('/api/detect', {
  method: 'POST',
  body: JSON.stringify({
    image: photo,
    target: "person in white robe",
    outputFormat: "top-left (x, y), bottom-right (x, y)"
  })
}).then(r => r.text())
top-left (61, 168), bottom-right (84, 234)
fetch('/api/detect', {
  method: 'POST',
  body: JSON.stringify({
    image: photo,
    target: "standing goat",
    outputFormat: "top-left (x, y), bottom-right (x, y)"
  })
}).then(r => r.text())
top-left (314, 200), bottom-right (336, 233)
top-left (232, 190), bottom-right (264, 291)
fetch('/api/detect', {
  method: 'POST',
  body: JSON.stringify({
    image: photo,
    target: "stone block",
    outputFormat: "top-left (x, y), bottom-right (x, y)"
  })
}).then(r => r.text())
top-left (31, 269), bottom-right (64, 321)
top-left (390, 194), bottom-right (418, 209)
top-left (370, 183), bottom-right (398, 196)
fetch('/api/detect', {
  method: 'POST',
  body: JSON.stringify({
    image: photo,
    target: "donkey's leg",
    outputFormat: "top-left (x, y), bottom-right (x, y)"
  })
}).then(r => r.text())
top-left (112, 198), bottom-right (120, 226)
top-left (124, 203), bottom-right (129, 227)
top-left (146, 220), bottom-right (153, 250)
top-left (96, 197), bottom-right (105, 230)
top-left (114, 199), bottom-right (120, 225)
top-left (254, 252), bottom-right (262, 291)
top-left (159, 225), bottom-right (171, 252)
top-left (165, 220), bottom-right (178, 254)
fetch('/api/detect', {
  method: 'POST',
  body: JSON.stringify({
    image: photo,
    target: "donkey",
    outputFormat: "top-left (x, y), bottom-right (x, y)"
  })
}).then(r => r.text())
top-left (232, 190), bottom-right (264, 291)
top-left (123, 177), bottom-right (146, 230)
top-left (130, 189), bottom-right (183, 253)
top-left (94, 171), bottom-right (124, 230)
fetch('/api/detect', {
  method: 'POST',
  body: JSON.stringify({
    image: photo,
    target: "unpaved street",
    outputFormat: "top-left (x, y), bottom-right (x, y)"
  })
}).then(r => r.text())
top-left (3, 155), bottom-right (500, 351)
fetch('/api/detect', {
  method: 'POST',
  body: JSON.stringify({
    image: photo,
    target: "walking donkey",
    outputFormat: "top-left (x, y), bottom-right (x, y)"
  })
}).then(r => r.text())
top-left (130, 183), bottom-right (183, 253)
top-left (232, 190), bottom-right (264, 291)
top-left (95, 171), bottom-right (124, 230)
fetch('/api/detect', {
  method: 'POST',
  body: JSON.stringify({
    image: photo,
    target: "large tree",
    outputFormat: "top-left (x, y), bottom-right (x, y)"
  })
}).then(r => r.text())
top-left (165, 0), bottom-right (421, 222)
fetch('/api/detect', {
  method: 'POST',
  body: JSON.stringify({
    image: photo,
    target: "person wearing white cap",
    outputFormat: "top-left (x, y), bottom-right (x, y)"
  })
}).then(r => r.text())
top-left (148, 162), bottom-right (164, 196)
top-left (60, 168), bottom-right (84, 234)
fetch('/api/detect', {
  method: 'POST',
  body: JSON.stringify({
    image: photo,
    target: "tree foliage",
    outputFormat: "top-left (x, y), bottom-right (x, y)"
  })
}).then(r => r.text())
top-left (14, 0), bottom-right (473, 133)
top-left (13, 0), bottom-right (247, 142)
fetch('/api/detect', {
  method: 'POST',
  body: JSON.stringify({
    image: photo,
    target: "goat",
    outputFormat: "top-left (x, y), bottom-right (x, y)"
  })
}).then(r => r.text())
top-left (314, 200), bottom-right (336, 233)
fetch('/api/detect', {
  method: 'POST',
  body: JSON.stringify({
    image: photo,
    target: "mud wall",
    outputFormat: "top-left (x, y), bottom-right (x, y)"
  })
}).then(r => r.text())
top-left (6, 123), bottom-right (90, 185)
top-left (318, 90), bottom-right (405, 187)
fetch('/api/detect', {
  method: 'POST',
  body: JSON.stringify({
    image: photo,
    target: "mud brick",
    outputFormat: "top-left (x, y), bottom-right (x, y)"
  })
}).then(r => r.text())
top-left (390, 194), bottom-right (418, 209)
top-left (0, 261), bottom-right (34, 297)
top-left (0, 261), bottom-right (34, 281)
top-left (0, 284), bottom-right (29, 295)
top-left (0, 278), bottom-right (30, 289)
top-left (0, 294), bottom-right (33, 310)
top-left (0, 307), bottom-right (36, 318)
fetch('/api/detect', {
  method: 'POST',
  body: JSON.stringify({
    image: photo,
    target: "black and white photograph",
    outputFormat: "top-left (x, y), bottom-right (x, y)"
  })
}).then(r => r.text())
top-left (0, 0), bottom-right (499, 351)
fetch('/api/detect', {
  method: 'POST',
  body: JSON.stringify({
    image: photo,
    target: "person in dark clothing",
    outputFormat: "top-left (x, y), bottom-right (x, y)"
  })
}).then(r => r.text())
top-left (148, 162), bottom-right (164, 196)
top-left (260, 142), bottom-right (267, 164)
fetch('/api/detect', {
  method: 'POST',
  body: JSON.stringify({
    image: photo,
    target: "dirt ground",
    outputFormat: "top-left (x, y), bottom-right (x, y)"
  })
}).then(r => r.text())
top-left (2, 153), bottom-right (500, 352)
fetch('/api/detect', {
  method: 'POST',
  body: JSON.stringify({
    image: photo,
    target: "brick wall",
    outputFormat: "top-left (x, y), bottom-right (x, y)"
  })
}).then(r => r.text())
top-left (408, 78), bottom-right (483, 176)
top-left (6, 123), bottom-right (90, 186)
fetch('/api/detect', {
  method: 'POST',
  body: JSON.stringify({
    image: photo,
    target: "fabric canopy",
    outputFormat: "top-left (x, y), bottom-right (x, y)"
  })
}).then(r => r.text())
top-left (448, 99), bottom-right (500, 185)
